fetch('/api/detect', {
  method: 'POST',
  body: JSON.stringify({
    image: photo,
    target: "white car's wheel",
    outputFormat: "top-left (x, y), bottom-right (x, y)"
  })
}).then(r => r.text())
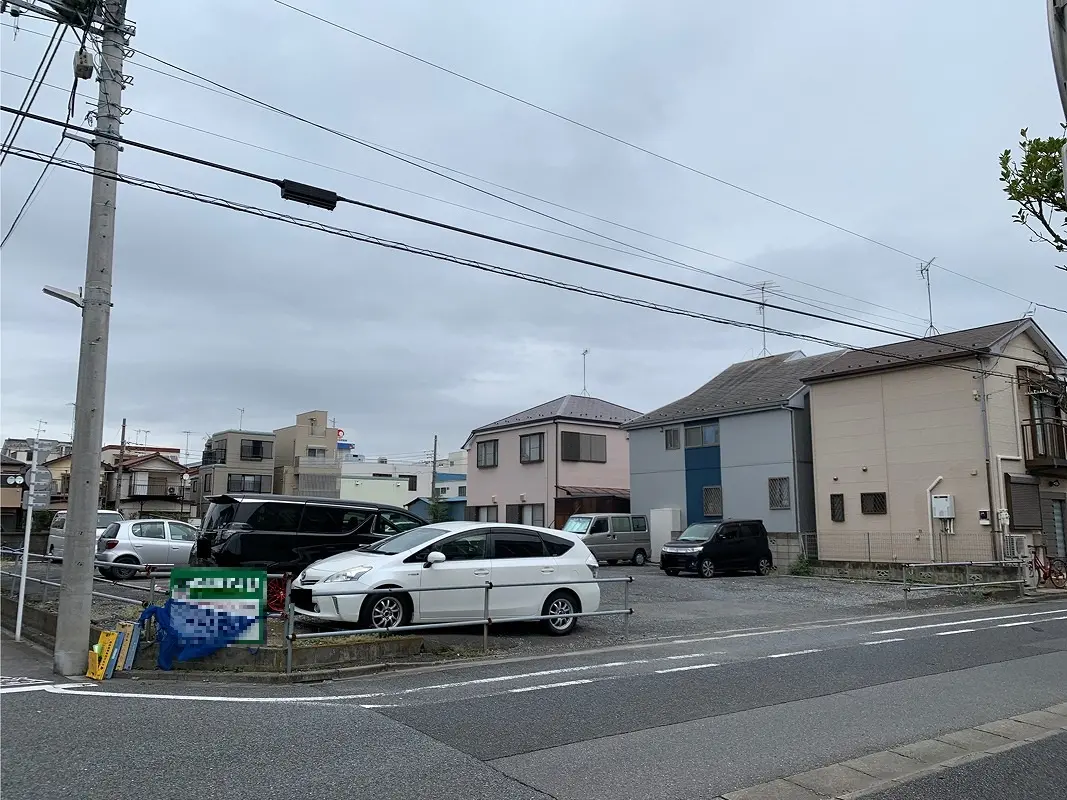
top-left (361, 592), bottom-right (410, 630)
top-left (542, 590), bottom-right (580, 636)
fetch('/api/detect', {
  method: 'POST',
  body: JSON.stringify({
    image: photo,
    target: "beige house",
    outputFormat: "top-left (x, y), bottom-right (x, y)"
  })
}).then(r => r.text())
top-left (464, 395), bottom-right (640, 528)
top-left (38, 453), bottom-right (111, 511)
top-left (194, 429), bottom-right (276, 514)
top-left (274, 410), bottom-right (341, 497)
top-left (804, 319), bottom-right (1066, 564)
top-left (105, 452), bottom-right (191, 519)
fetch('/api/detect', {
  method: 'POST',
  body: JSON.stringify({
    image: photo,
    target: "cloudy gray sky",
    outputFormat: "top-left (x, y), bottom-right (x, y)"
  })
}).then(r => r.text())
top-left (1, 0), bottom-right (1064, 460)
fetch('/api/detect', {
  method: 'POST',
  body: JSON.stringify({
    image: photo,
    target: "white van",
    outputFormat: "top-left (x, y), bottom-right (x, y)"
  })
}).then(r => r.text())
top-left (47, 509), bottom-right (125, 561)
top-left (562, 513), bottom-right (650, 566)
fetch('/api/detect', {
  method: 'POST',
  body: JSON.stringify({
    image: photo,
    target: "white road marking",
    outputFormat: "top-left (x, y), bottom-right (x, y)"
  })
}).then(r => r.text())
top-left (935, 629), bottom-right (975, 636)
top-left (997, 615), bottom-right (1067, 628)
top-left (872, 608), bottom-right (1067, 636)
top-left (663, 653), bottom-right (720, 660)
top-left (655, 662), bottom-right (720, 674)
top-left (864, 638), bottom-right (905, 645)
top-left (509, 679), bottom-right (594, 693)
top-left (763, 649), bottom-right (822, 659)
top-left (1, 682), bottom-right (93, 695)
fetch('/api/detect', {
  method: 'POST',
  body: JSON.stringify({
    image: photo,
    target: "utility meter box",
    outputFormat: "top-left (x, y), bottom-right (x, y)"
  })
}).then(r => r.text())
top-left (931, 494), bottom-right (955, 519)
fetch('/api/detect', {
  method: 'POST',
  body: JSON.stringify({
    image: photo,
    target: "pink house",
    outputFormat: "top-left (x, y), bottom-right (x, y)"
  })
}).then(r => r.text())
top-left (463, 395), bottom-right (640, 529)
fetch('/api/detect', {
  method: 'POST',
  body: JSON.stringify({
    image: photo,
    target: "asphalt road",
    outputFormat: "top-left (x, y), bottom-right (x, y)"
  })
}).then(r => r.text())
top-left (3, 598), bottom-right (1065, 799)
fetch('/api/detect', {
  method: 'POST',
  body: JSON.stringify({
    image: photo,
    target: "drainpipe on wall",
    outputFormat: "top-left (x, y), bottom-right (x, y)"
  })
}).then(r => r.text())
top-left (977, 358), bottom-right (999, 559)
top-left (926, 475), bottom-right (944, 562)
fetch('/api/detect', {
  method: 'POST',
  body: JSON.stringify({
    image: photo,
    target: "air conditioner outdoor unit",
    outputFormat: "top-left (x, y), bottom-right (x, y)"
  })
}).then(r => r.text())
top-left (1003, 534), bottom-right (1027, 560)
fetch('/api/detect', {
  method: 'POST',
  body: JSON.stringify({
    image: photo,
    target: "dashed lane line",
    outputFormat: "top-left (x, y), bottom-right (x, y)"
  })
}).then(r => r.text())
top-left (871, 608), bottom-right (1067, 636)
top-left (655, 662), bottom-right (721, 674)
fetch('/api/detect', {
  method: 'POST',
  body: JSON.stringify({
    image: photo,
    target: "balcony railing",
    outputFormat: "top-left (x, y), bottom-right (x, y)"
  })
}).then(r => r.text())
top-left (201, 449), bottom-right (227, 465)
top-left (125, 479), bottom-right (184, 499)
top-left (1021, 419), bottom-right (1067, 471)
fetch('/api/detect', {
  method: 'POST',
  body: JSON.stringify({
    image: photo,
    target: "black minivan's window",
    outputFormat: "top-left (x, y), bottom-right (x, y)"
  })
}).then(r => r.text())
top-left (203, 502), bottom-right (237, 532)
top-left (299, 504), bottom-right (347, 534)
top-left (246, 502), bottom-right (302, 532)
top-left (492, 530), bottom-right (546, 559)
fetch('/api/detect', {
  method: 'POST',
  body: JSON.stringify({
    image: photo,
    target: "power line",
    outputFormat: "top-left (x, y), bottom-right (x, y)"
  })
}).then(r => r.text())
top-left (0, 106), bottom-right (954, 341)
top-left (0, 68), bottom-right (930, 333)
top-left (0, 143), bottom-right (1050, 383)
top-left (3, 22), bottom-right (1052, 320)
top-left (269, 0), bottom-right (1055, 314)
top-left (0, 21), bottom-right (65, 163)
top-left (0, 137), bottom-right (68, 248)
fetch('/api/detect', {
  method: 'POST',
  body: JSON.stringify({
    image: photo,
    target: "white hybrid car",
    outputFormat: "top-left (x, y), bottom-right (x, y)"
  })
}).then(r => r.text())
top-left (291, 521), bottom-right (601, 635)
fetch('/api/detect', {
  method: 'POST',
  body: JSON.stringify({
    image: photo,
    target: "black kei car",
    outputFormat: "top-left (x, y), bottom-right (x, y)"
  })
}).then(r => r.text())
top-left (191, 494), bottom-right (427, 610)
top-left (659, 519), bottom-right (773, 578)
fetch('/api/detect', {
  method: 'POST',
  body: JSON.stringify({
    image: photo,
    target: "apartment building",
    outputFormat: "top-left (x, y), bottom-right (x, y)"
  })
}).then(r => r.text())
top-left (274, 410), bottom-right (341, 498)
top-left (194, 429), bottom-right (276, 514)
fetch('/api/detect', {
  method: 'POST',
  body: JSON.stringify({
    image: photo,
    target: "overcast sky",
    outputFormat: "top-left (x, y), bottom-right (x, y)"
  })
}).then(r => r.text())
top-left (1, 0), bottom-right (1064, 461)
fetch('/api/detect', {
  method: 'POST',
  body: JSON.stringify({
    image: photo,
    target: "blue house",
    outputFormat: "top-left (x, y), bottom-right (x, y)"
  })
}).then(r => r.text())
top-left (623, 351), bottom-right (840, 534)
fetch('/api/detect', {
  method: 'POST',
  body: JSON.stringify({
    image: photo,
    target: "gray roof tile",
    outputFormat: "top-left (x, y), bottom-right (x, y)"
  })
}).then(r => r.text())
top-left (471, 395), bottom-right (640, 435)
top-left (802, 319), bottom-right (1030, 382)
top-left (626, 350), bottom-right (844, 428)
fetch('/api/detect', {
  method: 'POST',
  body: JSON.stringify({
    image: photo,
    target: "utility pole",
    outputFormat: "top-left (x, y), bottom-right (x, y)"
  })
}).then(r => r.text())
top-left (181, 430), bottom-right (191, 464)
top-left (113, 418), bottom-right (126, 516)
top-left (54, 0), bottom-right (132, 676)
top-left (1049, 1), bottom-right (1067, 193)
top-left (430, 434), bottom-right (438, 500)
top-left (15, 419), bottom-right (46, 642)
top-left (917, 258), bottom-right (939, 337)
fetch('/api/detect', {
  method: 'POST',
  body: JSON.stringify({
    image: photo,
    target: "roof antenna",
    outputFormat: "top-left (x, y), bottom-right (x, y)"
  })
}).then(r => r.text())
top-left (581, 349), bottom-right (590, 396)
top-left (918, 258), bottom-right (940, 336)
top-left (745, 281), bottom-right (778, 356)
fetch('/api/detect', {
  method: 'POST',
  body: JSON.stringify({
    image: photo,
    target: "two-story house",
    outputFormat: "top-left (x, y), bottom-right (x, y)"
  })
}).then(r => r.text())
top-left (105, 452), bottom-right (190, 518)
top-left (195, 429), bottom-right (276, 515)
top-left (274, 410), bottom-right (341, 498)
top-left (463, 395), bottom-right (640, 528)
top-left (624, 351), bottom-right (841, 543)
top-left (803, 318), bottom-right (1066, 564)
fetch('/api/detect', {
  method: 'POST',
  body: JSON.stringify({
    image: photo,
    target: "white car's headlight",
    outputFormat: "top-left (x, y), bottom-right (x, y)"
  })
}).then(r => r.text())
top-left (323, 566), bottom-right (372, 583)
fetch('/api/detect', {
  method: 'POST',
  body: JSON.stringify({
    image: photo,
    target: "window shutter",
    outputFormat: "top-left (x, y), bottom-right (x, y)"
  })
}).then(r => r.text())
top-left (1006, 475), bottom-right (1042, 530)
top-left (560, 431), bottom-right (580, 461)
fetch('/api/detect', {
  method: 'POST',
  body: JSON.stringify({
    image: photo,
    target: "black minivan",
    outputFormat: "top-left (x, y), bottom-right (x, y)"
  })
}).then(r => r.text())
top-left (192, 494), bottom-right (427, 610)
top-left (659, 519), bottom-right (773, 578)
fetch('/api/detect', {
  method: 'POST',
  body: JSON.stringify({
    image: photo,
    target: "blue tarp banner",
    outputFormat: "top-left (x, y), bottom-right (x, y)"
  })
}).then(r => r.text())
top-left (137, 599), bottom-right (259, 671)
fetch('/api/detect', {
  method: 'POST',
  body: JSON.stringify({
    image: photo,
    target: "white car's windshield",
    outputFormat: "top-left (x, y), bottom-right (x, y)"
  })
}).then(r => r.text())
top-left (96, 512), bottom-right (123, 527)
top-left (364, 526), bottom-right (446, 555)
top-left (562, 516), bottom-right (591, 533)
top-left (678, 523), bottom-right (719, 541)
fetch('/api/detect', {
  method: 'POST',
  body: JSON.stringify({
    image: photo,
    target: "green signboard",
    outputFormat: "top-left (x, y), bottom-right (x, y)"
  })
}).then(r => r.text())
top-left (169, 567), bottom-right (267, 645)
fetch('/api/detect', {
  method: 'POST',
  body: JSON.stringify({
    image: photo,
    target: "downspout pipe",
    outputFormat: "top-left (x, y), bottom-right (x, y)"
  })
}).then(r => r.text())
top-left (927, 475), bottom-right (944, 562)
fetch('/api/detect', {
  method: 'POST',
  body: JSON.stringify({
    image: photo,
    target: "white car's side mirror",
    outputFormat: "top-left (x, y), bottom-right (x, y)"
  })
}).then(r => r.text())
top-left (426, 551), bottom-right (446, 566)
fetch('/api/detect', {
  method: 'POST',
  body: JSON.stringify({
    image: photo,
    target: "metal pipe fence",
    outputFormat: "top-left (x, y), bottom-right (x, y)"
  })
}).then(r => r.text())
top-left (283, 575), bottom-right (634, 674)
top-left (901, 559), bottom-right (1025, 609)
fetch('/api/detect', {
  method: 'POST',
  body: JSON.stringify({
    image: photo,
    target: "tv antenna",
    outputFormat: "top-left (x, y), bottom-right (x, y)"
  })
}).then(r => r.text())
top-left (745, 281), bottom-right (779, 356)
top-left (918, 258), bottom-right (939, 336)
top-left (581, 349), bottom-right (590, 396)
top-left (237, 407), bottom-right (245, 430)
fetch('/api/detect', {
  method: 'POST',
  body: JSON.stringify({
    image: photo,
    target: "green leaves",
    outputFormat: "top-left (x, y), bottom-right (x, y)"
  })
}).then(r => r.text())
top-left (999, 125), bottom-right (1067, 263)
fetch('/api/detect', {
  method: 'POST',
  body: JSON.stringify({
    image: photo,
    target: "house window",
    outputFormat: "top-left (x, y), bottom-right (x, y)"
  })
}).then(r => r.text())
top-left (684, 423), bottom-right (719, 448)
top-left (433, 486), bottom-right (447, 497)
top-left (240, 439), bottom-right (273, 461)
top-left (829, 493), bottom-right (845, 523)
top-left (227, 474), bottom-right (271, 493)
top-left (306, 447), bottom-right (327, 459)
top-left (560, 431), bottom-right (607, 463)
top-left (860, 492), bottom-right (887, 515)
top-left (469, 505), bottom-right (498, 523)
top-left (399, 474), bottom-right (418, 491)
top-left (519, 433), bottom-right (544, 464)
top-left (506, 504), bottom-right (522, 523)
top-left (768, 477), bottom-right (791, 510)
top-left (664, 428), bottom-right (680, 450)
top-left (477, 440), bottom-right (499, 468)
top-left (702, 485), bottom-right (723, 517)
top-left (202, 472), bottom-right (213, 494)
top-left (458, 485), bottom-right (466, 497)
top-left (526, 504), bottom-right (545, 527)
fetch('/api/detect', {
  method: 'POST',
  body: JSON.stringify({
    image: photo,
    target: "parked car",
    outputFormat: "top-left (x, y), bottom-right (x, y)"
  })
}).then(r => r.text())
top-left (191, 494), bottom-right (428, 611)
top-left (659, 519), bottom-right (773, 578)
top-left (96, 518), bottom-right (200, 579)
top-left (562, 513), bottom-right (650, 566)
top-left (47, 509), bottom-right (125, 561)
top-left (291, 521), bottom-right (600, 636)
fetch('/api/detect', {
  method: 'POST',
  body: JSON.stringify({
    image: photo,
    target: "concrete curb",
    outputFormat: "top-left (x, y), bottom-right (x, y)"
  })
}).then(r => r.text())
top-left (716, 702), bottom-right (1067, 799)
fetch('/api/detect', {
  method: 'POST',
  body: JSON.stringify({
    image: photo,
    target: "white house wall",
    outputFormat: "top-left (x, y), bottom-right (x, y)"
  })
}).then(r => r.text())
top-left (719, 409), bottom-right (800, 533)
top-left (628, 426), bottom-right (686, 521)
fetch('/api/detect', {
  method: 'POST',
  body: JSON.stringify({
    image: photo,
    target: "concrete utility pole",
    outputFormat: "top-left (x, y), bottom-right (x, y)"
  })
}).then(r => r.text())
top-left (113, 418), bottom-right (126, 516)
top-left (54, 0), bottom-right (131, 676)
top-left (1050, 1), bottom-right (1067, 193)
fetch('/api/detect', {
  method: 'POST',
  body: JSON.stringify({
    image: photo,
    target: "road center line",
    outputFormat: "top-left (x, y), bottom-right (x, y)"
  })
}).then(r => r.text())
top-left (763, 649), bottom-right (822, 659)
top-left (935, 629), bottom-right (975, 636)
top-left (872, 608), bottom-right (1067, 635)
top-left (655, 662), bottom-right (720, 674)
top-left (997, 615), bottom-right (1067, 628)
top-left (863, 638), bottom-right (905, 645)
top-left (509, 679), bottom-right (594, 693)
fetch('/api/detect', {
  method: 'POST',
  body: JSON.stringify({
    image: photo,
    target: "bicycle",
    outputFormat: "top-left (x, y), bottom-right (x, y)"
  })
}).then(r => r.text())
top-left (1026, 545), bottom-right (1067, 589)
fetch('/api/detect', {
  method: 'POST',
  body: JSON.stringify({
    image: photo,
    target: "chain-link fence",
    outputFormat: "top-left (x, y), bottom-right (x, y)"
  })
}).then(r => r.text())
top-left (807, 529), bottom-right (996, 565)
